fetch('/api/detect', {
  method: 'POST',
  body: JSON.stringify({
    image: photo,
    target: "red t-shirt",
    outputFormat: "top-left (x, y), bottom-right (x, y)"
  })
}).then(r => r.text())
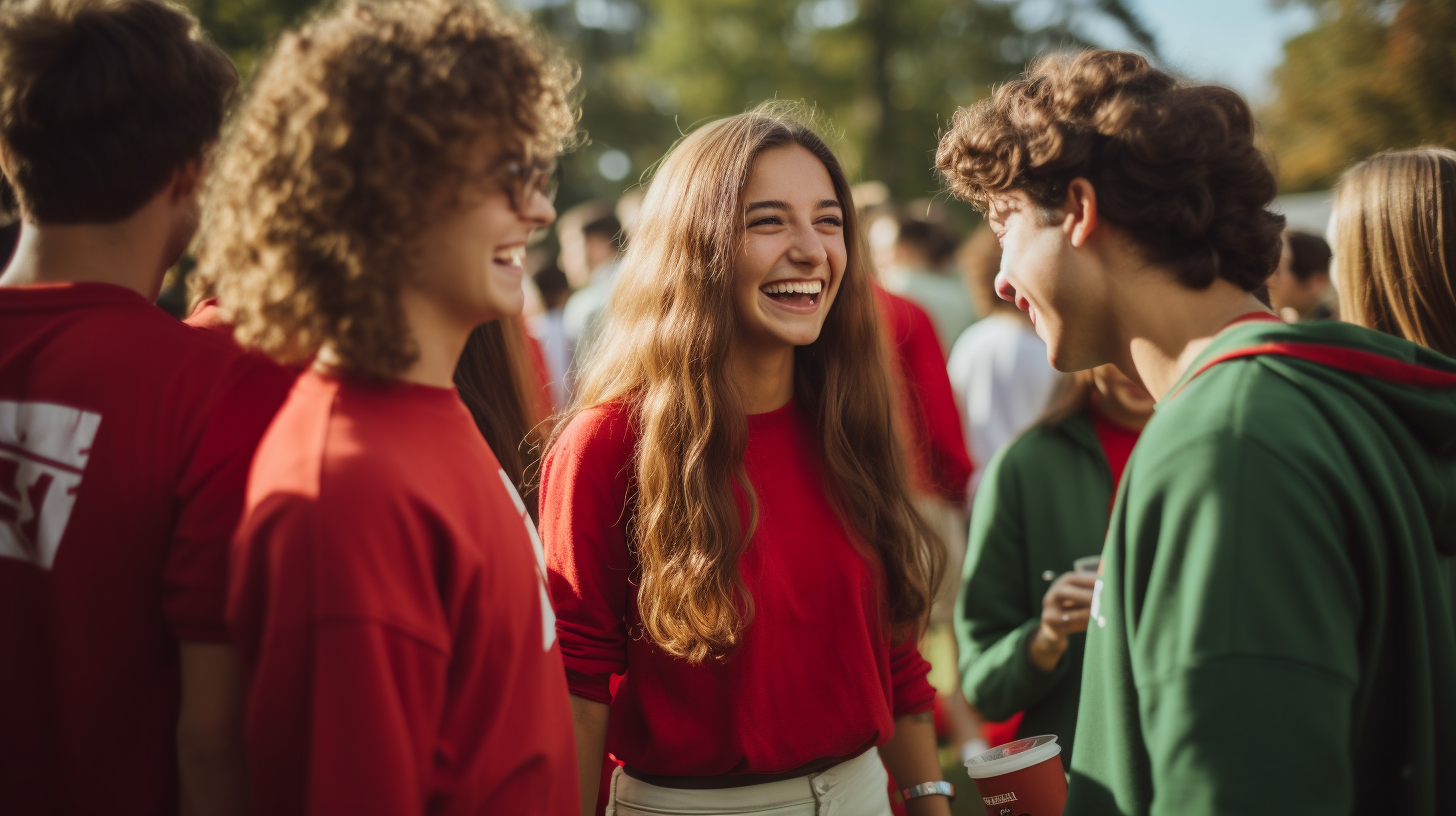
top-left (543, 400), bottom-right (936, 777)
top-left (874, 286), bottom-right (974, 505)
top-left (184, 296), bottom-right (229, 337)
top-left (1091, 407), bottom-right (1141, 494)
top-left (0, 282), bottom-right (292, 816)
top-left (229, 370), bottom-right (577, 816)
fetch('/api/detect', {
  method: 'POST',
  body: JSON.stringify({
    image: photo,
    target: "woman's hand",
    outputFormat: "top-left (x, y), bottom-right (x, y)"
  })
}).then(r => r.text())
top-left (1027, 572), bottom-right (1097, 672)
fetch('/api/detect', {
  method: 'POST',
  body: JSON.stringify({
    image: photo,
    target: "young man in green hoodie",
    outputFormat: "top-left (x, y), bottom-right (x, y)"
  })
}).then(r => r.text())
top-left (937, 49), bottom-right (1456, 816)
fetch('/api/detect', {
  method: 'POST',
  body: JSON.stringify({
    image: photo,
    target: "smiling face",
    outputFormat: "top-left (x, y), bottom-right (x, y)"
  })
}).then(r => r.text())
top-left (733, 144), bottom-right (847, 354)
top-left (407, 157), bottom-right (556, 333)
top-left (987, 189), bottom-right (1112, 372)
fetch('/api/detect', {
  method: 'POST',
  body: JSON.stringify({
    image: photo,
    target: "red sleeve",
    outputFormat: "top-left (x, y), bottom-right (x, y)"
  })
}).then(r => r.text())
top-left (523, 330), bottom-right (556, 418)
top-left (165, 355), bottom-right (292, 641)
top-left (233, 492), bottom-right (448, 816)
top-left (874, 287), bottom-right (974, 505)
top-left (889, 635), bottom-right (936, 718)
top-left (540, 408), bottom-right (636, 703)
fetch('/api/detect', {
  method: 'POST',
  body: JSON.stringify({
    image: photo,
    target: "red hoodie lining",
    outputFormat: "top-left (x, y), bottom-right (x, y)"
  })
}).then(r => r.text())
top-left (1174, 342), bottom-right (1456, 399)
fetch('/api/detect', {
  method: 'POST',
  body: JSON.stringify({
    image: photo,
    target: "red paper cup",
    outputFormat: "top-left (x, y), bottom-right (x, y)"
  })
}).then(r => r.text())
top-left (963, 734), bottom-right (1067, 816)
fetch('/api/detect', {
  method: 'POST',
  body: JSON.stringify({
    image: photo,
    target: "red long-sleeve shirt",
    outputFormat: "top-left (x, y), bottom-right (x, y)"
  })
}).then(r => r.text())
top-left (543, 399), bottom-right (935, 778)
top-left (229, 371), bottom-right (577, 816)
top-left (874, 286), bottom-right (974, 505)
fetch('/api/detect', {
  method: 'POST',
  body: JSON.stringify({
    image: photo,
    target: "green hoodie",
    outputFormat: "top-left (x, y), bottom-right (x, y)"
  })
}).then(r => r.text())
top-left (956, 408), bottom-right (1113, 770)
top-left (1067, 320), bottom-right (1456, 816)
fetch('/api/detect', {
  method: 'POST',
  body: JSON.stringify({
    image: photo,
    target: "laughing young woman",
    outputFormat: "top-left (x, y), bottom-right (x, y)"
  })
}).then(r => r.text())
top-left (541, 107), bottom-right (952, 816)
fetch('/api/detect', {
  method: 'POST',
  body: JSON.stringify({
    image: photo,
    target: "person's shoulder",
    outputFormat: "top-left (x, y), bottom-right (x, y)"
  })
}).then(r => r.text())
top-left (997, 413), bottom-right (1085, 469)
top-left (548, 402), bottom-right (638, 472)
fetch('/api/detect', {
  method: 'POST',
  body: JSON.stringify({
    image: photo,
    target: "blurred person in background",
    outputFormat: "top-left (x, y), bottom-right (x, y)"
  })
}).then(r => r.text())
top-left (544, 106), bottom-right (953, 816)
top-left (0, 2), bottom-right (292, 814)
top-left (946, 226), bottom-right (1062, 495)
top-left (560, 201), bottom-right (624, 364)
top-left (529, 258), bottom-right (574, 406)
top-left (956, 365), bottom-right (1153, 770)
top-left (939, 49), bottom-right (1456, 816)
top-left (1332, 147), bottom-right (1456, 357)
top-left (1266, 230), bottom-right (1333, 323)
top-left (200, 1), bottom-right (580, 812)
top-left (882, 210), bottom-right (976, 355)
top-left (872, 282), bottom-right (980, 765)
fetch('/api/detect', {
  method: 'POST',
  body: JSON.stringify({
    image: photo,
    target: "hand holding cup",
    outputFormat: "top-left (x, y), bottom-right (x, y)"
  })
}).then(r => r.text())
top-left (1028, 570), bottom-right (1097, 672)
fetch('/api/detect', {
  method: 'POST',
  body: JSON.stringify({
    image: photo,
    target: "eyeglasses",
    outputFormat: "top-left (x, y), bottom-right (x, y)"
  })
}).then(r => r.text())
top-left (502, 160), bottom-right (559, 213)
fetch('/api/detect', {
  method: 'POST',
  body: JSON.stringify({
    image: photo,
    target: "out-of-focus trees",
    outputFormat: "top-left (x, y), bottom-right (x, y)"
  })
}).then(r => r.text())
top-left (539, 0), bottom-right (1156, 207)
top-left (181, 0), bottom-right (1157, 209)
top-left (1263, 0), bottom-right (1456, 191)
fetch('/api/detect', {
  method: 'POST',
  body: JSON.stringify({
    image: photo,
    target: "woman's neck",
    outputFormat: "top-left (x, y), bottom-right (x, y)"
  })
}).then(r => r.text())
top-left (729, 342), bottom-right (795, 414)
top-left (1091, 391), bottom-right (1149, 431)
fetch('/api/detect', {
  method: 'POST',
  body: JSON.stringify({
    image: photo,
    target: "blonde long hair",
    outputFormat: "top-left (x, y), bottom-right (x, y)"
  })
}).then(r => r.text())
top-left (556, 106), bottom-right (943, 663)
top-left (1333, 147), bottom-right (1456, 356)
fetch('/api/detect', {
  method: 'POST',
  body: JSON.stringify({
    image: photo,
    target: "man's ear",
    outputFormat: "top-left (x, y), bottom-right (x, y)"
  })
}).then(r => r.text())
top-left (169, 156), bottom-right (205, 204)
top-left (1064, 178), bottom-right (1098, 248)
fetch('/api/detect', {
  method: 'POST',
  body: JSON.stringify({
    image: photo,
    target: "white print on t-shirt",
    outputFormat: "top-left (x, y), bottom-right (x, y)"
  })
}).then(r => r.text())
top-left (0, 401), bottom-right (102, 570)
top-left (1090, 577), bottom-right (1106, 628)
top-left (496, 469), bottom-right (557, 651)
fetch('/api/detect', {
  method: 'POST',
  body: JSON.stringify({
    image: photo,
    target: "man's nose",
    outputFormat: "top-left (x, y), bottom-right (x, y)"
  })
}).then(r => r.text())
top-left (994, 270), bottom-right (1017, 304)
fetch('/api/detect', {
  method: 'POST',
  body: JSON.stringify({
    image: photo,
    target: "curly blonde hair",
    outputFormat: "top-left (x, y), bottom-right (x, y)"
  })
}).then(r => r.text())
top-left (196, 0), bottom-right (576, 378)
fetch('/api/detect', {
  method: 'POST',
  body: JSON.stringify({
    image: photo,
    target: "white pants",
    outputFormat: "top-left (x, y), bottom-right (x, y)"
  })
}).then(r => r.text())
top-left (605, 747), bottom-right (893, 816)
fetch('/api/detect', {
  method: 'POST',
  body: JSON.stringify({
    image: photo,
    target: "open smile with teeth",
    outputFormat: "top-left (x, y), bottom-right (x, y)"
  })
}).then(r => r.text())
top-left (760, 279), bottom-right (824, 309)
top-left (492, 246), bottom-right (526, 269)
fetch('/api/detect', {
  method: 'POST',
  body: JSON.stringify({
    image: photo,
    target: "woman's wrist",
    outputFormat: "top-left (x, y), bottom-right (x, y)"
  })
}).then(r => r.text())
top-left (1028, 623), bottom-right (1067, 672)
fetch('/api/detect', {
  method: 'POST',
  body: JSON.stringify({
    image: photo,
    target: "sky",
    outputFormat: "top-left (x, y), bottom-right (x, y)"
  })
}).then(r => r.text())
top-left (1111, 0), bottom-right (1320, 104)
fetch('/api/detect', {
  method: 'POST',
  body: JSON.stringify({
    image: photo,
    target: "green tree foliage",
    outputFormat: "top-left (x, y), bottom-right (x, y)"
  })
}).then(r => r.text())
top-left (539, 0), bottom-right (1155, 207)
top-left (181, 0), bottom-right (1157, 208)
top-left (184, 0), bottom-right (321, 71)
top-left (1264, 0), bottom-right (1456, 191)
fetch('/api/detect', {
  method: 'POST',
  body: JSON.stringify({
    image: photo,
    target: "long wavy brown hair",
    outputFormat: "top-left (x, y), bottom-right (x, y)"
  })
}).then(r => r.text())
top-left (455, 316), bottom-right (550, 519)
top-left (1333, 147), bottom-right (1456, 357)
top-left (553, 105), bottom-right (944, 663)
top-left (194, 0), bottom-right (576, 379)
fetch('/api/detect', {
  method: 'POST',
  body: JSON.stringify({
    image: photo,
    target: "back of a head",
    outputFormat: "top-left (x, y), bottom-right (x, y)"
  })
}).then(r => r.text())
top-left (582, 211), bottom-right (624, 252)
top-left (895, 214), bottom-right (955, 270)
top-left (1284, 231), bottom-right (1331, 282)
top-left (936, 49), bottom-right (1284, 292)
top-left (0, 0), bottom-right (236, 224)
top-left (1334, 147), bottom-right (1456, 357)
top-left (958, 225), bottom-right (1005, 318)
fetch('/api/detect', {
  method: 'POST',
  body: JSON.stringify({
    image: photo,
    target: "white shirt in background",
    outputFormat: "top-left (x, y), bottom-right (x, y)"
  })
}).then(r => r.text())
top-left (527, 309), bottom-right (572, 409)
top-left (946, 312), bottom-right (1063, 496)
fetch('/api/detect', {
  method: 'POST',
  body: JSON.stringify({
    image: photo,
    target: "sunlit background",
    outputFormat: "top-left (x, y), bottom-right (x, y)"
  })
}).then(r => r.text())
top-left (185, 0), bottom-right (1456, 233)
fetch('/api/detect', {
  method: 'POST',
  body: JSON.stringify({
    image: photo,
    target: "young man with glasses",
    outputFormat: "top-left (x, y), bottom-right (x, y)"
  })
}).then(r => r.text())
top-left (194, 1), bottom-right (580, 813)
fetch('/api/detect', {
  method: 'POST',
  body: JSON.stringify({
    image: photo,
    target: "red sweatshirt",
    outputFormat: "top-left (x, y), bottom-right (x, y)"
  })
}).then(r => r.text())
top-left (0, 282), bottom-right (291, 816)
top-left (229, 370), bottom-right (577, 816)
top-left (874, 286), bottom-right (974, 505)
top-left (543, 399), bottom-right (935, 778)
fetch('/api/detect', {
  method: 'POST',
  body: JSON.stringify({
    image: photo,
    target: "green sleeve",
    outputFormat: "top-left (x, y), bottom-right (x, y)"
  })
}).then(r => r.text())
top-left (1128, 435), bottom-right (1361, 816)
top-left (955, 445), bottom-right (1070, 720)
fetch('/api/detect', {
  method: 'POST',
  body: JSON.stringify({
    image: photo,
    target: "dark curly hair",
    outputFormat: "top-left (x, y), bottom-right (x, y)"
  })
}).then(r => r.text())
top-left (936, 50), bottom-right (1284, 291)
top-left (197, 0), bottom-right (577, 379)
